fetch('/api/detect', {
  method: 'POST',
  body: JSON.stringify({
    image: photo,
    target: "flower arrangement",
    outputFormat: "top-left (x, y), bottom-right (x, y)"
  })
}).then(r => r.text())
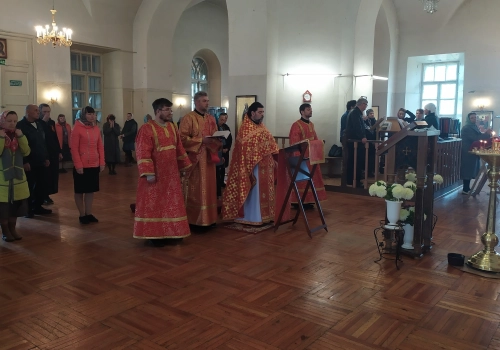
top-left (369, 180), bottom-right (415, 201)
top-left (400, 206), bottom-right (427, 226)
top-left (405, 171), bottom-right (443, 184)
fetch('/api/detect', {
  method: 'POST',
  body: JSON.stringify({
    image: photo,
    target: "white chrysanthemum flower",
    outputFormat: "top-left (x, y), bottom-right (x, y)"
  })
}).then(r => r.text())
top-left (376, 180), bottom-right (387, 186)
top-left (369, 183), bottom-right (378, 196)
top-left (375, 187), bottom-right (387, 198)
top-left (392, 185), bottom-right (405, 199)
top-left (400, 209), bottom-right (409, 221)
top-left (402, 188), bottom-right (415, 200)
top-left (403, 181), bottom-right (416, 190)
top-left (409, 206), bottom-right (415, 212)
top-left (405, 172), bottom-right (417, 182)
top-left (433, 174), bottom-right (443, 184)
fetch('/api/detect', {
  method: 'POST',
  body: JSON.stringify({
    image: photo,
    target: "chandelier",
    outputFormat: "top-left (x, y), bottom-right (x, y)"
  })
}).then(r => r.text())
top-left (420, 0), bottom-right (440, 14)
top-left (35, 1), bottom-right (72, 47)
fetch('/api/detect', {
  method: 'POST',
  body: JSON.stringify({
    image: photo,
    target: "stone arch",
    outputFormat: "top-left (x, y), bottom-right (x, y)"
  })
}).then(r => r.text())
top-left (354, 0), bottom-right (398, 117)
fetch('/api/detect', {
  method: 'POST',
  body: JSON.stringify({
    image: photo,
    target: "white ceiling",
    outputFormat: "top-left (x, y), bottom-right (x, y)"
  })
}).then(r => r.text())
top-left (392, 0), bottom-right (468, 33)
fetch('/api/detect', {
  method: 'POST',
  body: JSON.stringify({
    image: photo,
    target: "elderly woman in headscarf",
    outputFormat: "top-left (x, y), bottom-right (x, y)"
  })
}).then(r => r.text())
top-left (424, 103), bottom-right (439, 129)
top-left (0, 110), bottom-right (30, 241)
top-left (460, 112), bottom-right (492, 194)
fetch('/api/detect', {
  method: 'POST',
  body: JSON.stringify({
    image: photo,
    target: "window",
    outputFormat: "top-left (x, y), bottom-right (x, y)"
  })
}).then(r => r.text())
top-left (71, 51), bottom-right (102, 122)
top-left (191, 57), bottom-right (208, 110)
top-left (421, 62), bottom-right (458, 116)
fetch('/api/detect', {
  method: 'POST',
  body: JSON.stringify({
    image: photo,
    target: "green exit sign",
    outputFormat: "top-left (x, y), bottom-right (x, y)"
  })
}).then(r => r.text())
top-left (0, 59), bottom-right (5, 65)
top-left (9, 80), bottom-right (22, 87)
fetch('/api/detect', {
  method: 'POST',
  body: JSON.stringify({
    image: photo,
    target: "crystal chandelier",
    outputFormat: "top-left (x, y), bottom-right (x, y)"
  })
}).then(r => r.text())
top-left (35, 1), bottom-right (72, 47)
top-left (420, 0), bottom-right (440, 14)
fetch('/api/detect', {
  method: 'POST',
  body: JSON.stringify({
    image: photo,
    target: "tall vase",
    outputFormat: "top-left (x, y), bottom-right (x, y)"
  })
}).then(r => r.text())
top-left (402, 224), bottom-right (414, 249)
top-left (385, 200), bottom-right (402, 228)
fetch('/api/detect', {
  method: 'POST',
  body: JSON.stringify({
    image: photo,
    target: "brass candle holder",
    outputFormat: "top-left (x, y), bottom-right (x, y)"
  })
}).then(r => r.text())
top-left (467, 150), bottom-right (500, 272)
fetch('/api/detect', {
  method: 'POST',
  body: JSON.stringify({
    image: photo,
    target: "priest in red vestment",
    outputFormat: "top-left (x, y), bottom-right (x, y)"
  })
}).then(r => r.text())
top-left (222, 102), bottom-right (279, 226)
top-left (179, 91), bottom-right (221, 227)
top-left (134, 98), bottom-right (192, 247)
top-left (289, 103), bottom-right (327, 205)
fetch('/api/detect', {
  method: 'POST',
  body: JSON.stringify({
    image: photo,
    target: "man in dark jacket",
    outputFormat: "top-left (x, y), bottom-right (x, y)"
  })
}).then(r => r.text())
top-left (345, 97), bottom-right (368, 187)
top-left (17, 104), bottom-right (52, 217)
top-left (340, 100), bottom-right (357, 140)
top-left (119, 113), bottom-right (138, 166)
top-left (216, 113), bottom-right (232, 197)
top-left (39, 103), bottom-right (62, 204)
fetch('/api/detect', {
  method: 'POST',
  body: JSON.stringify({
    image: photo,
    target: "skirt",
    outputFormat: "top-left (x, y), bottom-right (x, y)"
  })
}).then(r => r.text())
top-left (0, 199), bottom-right (28, 219)
top-left (73, 167), bottom-right (100, 194)
top-left (61, 143), bottom-right (72, 161)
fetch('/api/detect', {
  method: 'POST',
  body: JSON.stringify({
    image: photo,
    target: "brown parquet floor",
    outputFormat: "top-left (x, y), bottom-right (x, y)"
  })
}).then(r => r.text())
top-left (1, 166), bottom-right (499, 349)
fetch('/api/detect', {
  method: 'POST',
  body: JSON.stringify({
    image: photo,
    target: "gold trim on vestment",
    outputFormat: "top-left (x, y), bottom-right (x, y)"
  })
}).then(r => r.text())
top-left (179, 164), bottom-right (192, 171)
top-left (186, 204), bottom-right (218, 210)
top-left (133, 233), bottom-right (191, 239)
top-left (138, 159), bottom-right (153, 164)
top-left (134, 216), bottom-right (188, 223)
top-left (177, 153), bottom-right (188, 160)
top-left (139, 172), bottom-right (155, 177)
top-left (158, 145), bottom-right (176, 151)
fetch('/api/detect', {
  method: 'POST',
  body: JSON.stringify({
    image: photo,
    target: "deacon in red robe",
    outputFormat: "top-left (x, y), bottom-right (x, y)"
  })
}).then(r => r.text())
top-left (179, 91), bottom-right (221, 227)
top-left (134, 98), bottom-right (192, 246)
top-left (288, 103), bottom-right (327, 204)
top-left (222, 102), bottom-right (279, 226)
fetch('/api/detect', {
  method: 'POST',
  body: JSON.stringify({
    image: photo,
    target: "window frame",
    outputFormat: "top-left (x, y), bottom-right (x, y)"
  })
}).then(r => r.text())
top-left (191, 57), bottom-right (209, 110)
top-left (70, 51), bottom-right (103, 123)
top-left (421, 61), bottom-right (459, 117)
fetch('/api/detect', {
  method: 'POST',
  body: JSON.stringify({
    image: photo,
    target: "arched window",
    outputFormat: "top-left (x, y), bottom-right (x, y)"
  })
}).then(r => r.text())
top-left (191, 57), bottom-right (208, 109)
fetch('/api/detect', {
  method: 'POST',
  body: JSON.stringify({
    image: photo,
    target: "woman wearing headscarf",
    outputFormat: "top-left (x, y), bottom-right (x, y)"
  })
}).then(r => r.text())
top-left (424, 103), bottom-right (439, 129)
top-left (55, 114), bottom-right (72, 173)
top-left (71, 106), bottom-right (105, 224)
top-left (0, 110), bottom-right (30, 241)
top-left (460, 112), bottom-right (492, 194)
top-left (103, 114), bottom-right (121, 175)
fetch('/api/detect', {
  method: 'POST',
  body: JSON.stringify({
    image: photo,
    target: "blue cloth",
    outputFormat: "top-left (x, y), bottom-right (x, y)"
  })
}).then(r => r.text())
top-left (235, 165), bottom-right (262, 224)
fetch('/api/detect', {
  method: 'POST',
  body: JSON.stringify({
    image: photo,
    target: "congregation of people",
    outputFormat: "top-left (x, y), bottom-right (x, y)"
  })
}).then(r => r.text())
top-left (0, 92), bottom-right (491, 244)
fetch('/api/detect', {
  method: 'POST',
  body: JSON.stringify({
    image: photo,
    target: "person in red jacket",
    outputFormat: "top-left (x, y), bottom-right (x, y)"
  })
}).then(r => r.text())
top-left (70, 106), bottom-right (105, 224)
top-left (55, 114), bottom-right (72, 173)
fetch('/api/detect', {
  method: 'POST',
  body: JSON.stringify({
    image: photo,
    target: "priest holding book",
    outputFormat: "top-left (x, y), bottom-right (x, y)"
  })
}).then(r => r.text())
top-left (222, 102), bottom-right (279, 226)
top-left (179, 91), bottom-right (221, 227)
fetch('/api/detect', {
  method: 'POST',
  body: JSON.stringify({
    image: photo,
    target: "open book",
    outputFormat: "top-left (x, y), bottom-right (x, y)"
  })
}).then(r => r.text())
top-left (207, 130), bottom-right (231, 139)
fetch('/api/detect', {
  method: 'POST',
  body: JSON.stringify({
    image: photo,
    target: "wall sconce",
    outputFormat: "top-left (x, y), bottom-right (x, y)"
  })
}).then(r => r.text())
top-left (474, 98), bottom-right (490, 111)
top-left (45, 89), bottom-right (60, 105)
top-left (354, 74), bottom-right (389, 81)
top-left (175, 97), bottom-right (186, 110)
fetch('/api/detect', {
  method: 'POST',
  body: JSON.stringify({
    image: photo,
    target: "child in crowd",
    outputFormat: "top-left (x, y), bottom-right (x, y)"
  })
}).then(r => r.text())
top-left (0, 111), bottom-right (30, 242)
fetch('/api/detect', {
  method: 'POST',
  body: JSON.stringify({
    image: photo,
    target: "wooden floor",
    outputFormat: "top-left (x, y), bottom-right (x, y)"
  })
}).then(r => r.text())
top-left (1, 166), bottom-right (499, 349)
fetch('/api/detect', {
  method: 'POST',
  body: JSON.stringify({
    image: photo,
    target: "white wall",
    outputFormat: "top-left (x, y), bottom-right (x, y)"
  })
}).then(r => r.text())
top-left (172, 1), bottom-right (229, 120)
top-left (372, 6), bottom-right (391, 119)
top-left (394, 0), bottom-right (500, 130)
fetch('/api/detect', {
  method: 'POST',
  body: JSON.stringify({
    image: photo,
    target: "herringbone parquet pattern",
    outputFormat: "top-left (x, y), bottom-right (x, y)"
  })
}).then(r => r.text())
top-left (0, 166), bottom-right (498, 349)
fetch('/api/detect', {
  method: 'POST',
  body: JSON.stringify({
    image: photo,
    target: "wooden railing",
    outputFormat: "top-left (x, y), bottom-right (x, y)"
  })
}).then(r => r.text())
top-left (435, 139), bottom-right (462, 191)
top-left (345, 140), bottom-right (383, 189)
top-left (274, 136), bottom-right (290, 149)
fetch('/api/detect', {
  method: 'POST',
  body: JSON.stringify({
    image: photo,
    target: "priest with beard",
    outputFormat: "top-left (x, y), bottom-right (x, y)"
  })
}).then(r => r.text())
top-left (133, 98), bottom-right (192, 247)
top-left (222, 102), bottom-right (279, 226)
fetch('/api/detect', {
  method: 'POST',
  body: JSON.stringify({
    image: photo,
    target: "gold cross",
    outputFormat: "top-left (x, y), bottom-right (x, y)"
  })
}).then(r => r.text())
top-left (402, 147), bottom-right (412, 156)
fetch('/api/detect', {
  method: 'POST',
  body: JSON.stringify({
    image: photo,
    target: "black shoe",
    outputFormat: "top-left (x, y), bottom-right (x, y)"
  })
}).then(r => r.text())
top-left (44, 197), bottom-right (54, 205)
top-left (2, 235), bottom-right (15, 242)
top-left (85, 214), bottom-right (99, 223)
top-left (303, 203), bottom-right (315, 210)
top-left (163, 238), bottom-right (183, 245)
top-left (149, 239), bottom-right (166, 247)
top-left (59, 168), bottom-right (67, 173)
top-left (130, 204), bottom-right (136, 213)
top-left (79, 216), bottom-right (90, 224)
top-left (34, 207), bottom-right (52, 215)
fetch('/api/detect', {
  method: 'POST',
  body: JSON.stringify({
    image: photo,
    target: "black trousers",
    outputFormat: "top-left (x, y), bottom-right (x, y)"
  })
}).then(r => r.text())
top-left (26, 165), bottom-right (47, 212)
top-left (346, 143), bottom-right (365, 184)
top-left (216, 165), bottom-right (226, 197)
